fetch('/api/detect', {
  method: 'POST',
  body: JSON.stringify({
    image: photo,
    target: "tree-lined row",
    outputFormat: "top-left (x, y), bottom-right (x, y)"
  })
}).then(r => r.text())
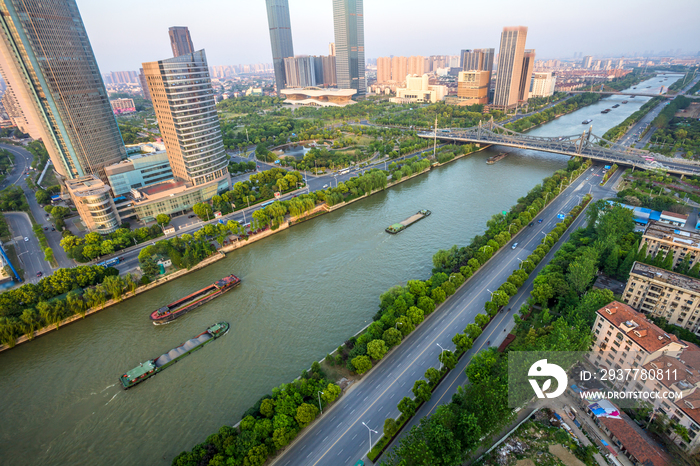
top-left (172, 363), bottom-right (342, 466)
top-left (60, 225), bottom-right (165, 262)
top-left (601, 97), bottom-right (663, 143)
top-left (434, 143), bottom-right (477, 164)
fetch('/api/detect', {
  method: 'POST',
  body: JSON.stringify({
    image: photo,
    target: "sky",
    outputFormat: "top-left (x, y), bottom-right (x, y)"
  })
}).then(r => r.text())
top-left (79, 0), bottom-right (700, 73)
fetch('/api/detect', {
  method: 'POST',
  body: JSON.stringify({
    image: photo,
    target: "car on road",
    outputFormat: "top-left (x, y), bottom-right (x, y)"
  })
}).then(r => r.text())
top-left (590, 168), bottom-right (594, 171)
top-left (24, 237), bottom-right (28, 242)
top-left (538, 219), bottom-right (543, 223)
top-left (354, 461), bottom-right (364, 466)
top-left (43, 227), bottom-right (48, 230)
top-left (188, 214), bottom-right (197, 218)
top-left (512, 243), bottom-right (518, 249)
top-left (36, 271), bottom-right (42, 277)
top-left (323, 184), bottom-right (329, 188)
top-left (51, 227), bottom-right (55, 231)
top-left (528, 222), bottom-right (534, 227)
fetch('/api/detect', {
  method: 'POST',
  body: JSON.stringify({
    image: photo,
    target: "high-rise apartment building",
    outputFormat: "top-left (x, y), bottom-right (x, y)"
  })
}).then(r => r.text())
top-left (322, 55), bottom-right (337, 86)
top-left (377, 57), bottom-right (391, 83)
top-left (518, 49), bottom-right (536, 102)
top-left (284, 56), bottom-right (316, 88)
top-left (493, 26), bottom-right (528, 109)
top-left (333, 0), bottom-right (366, 95)
top-left (391, 56), bottom-right (407, 84)
top-left (168, 27), bottom-right (195, 57)
top-left (329, 43), bottom-right (336, 56)
top-left (408, 56), bottom-right (425, 76)
top-left (266, 0), bottom-right (295, 94)
top-left (529, 71), bottom-right (556, 97)
top-left (138, 68), bottom-right (152, 101)
top-left (0, 0), bottom-right (127, 181)
top-left (460, 49), bottom-right (494, 83)
top-left (142, 50), bottom-right (229, 190)
top-left (109, 71), bottom-right (139, 84)
top-left (582, 55), bottom-right (593, 68)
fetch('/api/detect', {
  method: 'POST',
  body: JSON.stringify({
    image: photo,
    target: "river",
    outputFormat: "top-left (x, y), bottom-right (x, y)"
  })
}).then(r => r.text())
top-left (0, 74), bottom-right (681, 466)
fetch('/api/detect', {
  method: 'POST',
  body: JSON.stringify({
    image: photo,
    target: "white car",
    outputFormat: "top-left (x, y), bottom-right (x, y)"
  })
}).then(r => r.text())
top-left (24, 237), bottom-right (29, 242)
top-left (322, 184), bottom-right (329, 188)
top-left (511, 243), bottom-right (518, 249)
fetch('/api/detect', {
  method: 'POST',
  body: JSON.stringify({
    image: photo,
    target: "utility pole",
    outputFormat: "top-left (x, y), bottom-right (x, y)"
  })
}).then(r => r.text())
top-left (432, 114), bottom-right (437, 159)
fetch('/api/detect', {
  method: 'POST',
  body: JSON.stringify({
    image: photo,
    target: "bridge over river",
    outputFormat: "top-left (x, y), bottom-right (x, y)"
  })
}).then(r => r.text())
top-left (418, 119), bottom-right (700, 176)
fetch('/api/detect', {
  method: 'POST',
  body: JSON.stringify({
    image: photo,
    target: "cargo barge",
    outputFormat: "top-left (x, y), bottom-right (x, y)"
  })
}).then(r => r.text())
top-left (486, 152), bottom-right (508, 164)
top-left (150, 275), bottom-right (240, 325)
top-left (120, 322), bottom-right (229, 389)
top-left (601, 109), bottom-right (611, 114)
top-left (386, 210), bottom-right (431, 234)
top-left (582, 119), bottom-right (592, 125)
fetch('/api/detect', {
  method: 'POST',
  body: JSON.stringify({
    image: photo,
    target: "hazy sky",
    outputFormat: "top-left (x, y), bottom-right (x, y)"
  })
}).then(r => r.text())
top-left (79, 0), bottom-right (700, 73)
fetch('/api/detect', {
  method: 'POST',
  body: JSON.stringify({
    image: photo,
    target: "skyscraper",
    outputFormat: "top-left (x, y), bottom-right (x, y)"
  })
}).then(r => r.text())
top-left (168, 27), bottom-right (195, 57)
top-left (284, 56), bottom-right (316, 88)
top-left (266, 0), bottom-right (295, 94)
top-left (0, 0), bottom-right (126, 180)
top-left (493, 26), bottom-right (528, 109)
top-left (460, 49), bottom-right (494, 82)
top-left (142, 51), bottom-right (229, 189)
top-left (333, 0), bottom-right (366, 95)
top-left (518, 49), bottom-right (536, 102)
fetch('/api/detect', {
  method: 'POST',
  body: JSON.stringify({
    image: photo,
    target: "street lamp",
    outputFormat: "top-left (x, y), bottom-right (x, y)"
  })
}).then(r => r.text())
top-left (436, 343), bottom-right (447, 371)
top-left (317, 391), bottom-right (324, 414)
top-left (486, 288), bottom-right (494, 299)
top-left (395, 321), bottom-right (403, 331)
top-left (362, 422), bottom-right (378, 457)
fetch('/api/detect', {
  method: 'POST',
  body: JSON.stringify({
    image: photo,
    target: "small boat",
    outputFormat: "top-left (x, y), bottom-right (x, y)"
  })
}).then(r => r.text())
top-left (150, 275), bottom-right (241, 325)
top-left (601, 109), bottom-right (611, 114)
top-left (612, 104), bottom-right (620, 108)
top-left (486, 152), bottom-right (508, 164)
top-left (582, 119), bottom-right (592, 125)
top-left (120, 322), bottom-right (230, 389)
top-left (621, 101), bottom-right (628, 104)
top-left (630, 95), bottom-right (636, 98)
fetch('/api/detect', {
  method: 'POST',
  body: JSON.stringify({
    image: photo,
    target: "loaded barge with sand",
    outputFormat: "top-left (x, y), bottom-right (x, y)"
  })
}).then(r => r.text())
top-left (386, 210), bottom-right (431, 234)
top-left (486, 152), bottom-right (508, 164)
top-left (120, 322), bottom-right (229, 389)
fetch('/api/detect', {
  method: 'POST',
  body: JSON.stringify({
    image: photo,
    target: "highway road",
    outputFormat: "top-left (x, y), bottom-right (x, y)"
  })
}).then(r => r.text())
top-left (0, 142), bottom-right (73, 271)
top-left (268, 164), bottom-right (621, 466)
top-left (4, 212), bottom-right (50, 282)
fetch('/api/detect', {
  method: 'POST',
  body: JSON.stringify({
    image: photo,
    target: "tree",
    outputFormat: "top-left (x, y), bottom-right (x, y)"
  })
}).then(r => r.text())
top-left (439, 350), bottom-right (458, 370)
top-left (398, 396), bottom-right (417, 418)
top-left (531, 280), bottom-right (554, 305)
top-left (192, 202), bottom-right (213, 221)
top-left (156, 214), bottom-right (171, 229)
top-left (568, 248), bottom-right (599, 294)
top-left (260, 398), bottom-right (275, 418)
top-left (295, 403), bottom-right (319, 428)
top-left (382, 327), bottom-right (402, 347)
top-left (384, 417), bottom-right (399, 438)
top-left (465, 323), bottom-right (482, 340)
top-left (431, 287), bottom-right (446, 305)
top-left (406, 306), bottom-right (424, 325)
top-left (351, 355), bottom-right (372, 374)
top-left (321, 383), bottom-right (341, 403)
top-left (412, 380), bottom-right (432, 403)
top-left (452, 333), bottom-right (473, 353)
top-left (474, 313), bottom-right (489, 328)
top-left (367, 339), bottom-right (388, 360)
top-left (425, 367), bottom-right (441, 386)
top-left (140, 257), bottom-right (160, 278)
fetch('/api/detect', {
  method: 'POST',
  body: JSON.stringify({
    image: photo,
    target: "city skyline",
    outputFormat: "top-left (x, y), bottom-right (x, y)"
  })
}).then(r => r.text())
top-left (79, 0), bottom-right (700, 73)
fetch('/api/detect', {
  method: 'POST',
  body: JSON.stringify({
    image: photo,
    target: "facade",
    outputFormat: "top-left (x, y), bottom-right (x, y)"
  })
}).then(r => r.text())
top-left (322, 55), bottom-right (337, 86)
top-left (460, 48), bottom-right (495, 82)
top-left (640, 221), bottom-right (700, 269)
top-left (518, 49), bottom-right (536, 102)
top-left (168, 27), bottom-right (194, 57)
top-left (0, 61), bottom-right (34, 134)
top-left (391, 56), bottom-right (407, 84)
top-left (65, 176), bottom-right (121, 233)
top-left (589, 301), bottom-right (700, 454)
top-left (329, 42), bottom-right (335, 56)
top-left (284, 56), bottom-right (316, 88)
top-left (493, 26), bottom-right (528, 109)
top-left (109, 71), bottom-right (139, 84)
top-left (333, 0), bottom-right (366, 95)
top-left (391, 74), bottom-right (446, 104)
top-left (457, 71), bottom-right (490, 104)
top-left (280, 87), bottom-right (356, 107)
top-left (660, 210), bottom-right (689, 227)
top-left (142, 50), bottom-right (230, 192)
top-left (582, 55), bottom-right (593, 68)
top-left (138, 68), bottom-right (152, 101)
top-left (105, 151), bottom-right (173, 197)
top-left (0, 0), bottom-right (127, 181)
top-left (110, 98), bottom-right (136, 115)
top-left (376, 57), bottom-right (391, 83)
top-left (624, 261), bottom-right (700, 333)
top-left (530, 71), bottom-right (556, 97)
top-left (266, 0), bottom-right (295, 94)
top-left (408, 55), bottom-right (425, 76)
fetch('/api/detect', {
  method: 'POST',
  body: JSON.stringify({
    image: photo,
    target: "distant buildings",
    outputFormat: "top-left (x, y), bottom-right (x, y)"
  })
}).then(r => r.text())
top-left (408, 56), bottom-right (426, 76)
top-left (529, 71), bottom-right (556, 97)
top-left (0, 0), bottom-right (127, 182)
top-left (284, 56), bottom-right (317, 87)
top-left (266, 0), bottom-right (295, 94)
top-left (582, 55), bottom-right (593, 68)
top-left (168, 27), bottom-right (195, 57)
top-left (138, 68), bottom-right (151, 101)
top-left (493, 26), bottom-right (528, 109)
top-left (107, 70), bottom-right (139, 84)
top-left (333, 0), bottom-right (366, 95)
top-left (280, 87), bottom-right (356, 107)
top-left (391, 74), bottom-right (446, 104)
top-left (110, 98), bottom-right (136, 115)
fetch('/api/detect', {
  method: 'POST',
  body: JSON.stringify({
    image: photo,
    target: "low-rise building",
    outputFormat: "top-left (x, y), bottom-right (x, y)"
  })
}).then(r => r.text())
top-left (659, 210), bottom-right (688, 227)
top-left (390, 74), bottom-right (446, 104)
top-left (623, 261), bottom-right (700, 333)
top-left (65, 176), bottom-right (121, 234)
top-left (104, 151), bottom-right (174, 197)
top-left (280, 87), bottom-right (356, 107)
top-left (109, 98), bottom-right (136, 115)
top-left (641, 221), bottom-right (700, 269)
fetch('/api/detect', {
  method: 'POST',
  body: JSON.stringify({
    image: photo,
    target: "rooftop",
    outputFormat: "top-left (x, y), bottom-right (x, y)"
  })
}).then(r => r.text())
top-left (596, 301), bottom-right (684, 353)
top-left (660, 210), bottom-right (689, 221)
top-left (65, 175), bottom-right (111, 197)
top-left (630, 261), bottom-right (700, 294)
top-left (643, 221), bottom-right (700, 249)
top-left (597, 412), bottom-right (671, 466)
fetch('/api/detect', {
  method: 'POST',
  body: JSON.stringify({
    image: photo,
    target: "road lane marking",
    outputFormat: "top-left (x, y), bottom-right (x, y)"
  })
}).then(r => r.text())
top-left (352, 433), bottom-right (357, 440)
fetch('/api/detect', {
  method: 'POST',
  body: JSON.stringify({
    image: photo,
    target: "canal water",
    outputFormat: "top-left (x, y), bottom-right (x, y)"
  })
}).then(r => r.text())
top-left (0, 74), bottom-right (680, 466)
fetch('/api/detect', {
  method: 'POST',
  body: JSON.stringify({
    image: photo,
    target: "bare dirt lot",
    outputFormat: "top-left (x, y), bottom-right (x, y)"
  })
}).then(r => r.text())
top-left (677, 102), bottom-right (700, 119)
top-left (549, 444), bottom-right (586, 466)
